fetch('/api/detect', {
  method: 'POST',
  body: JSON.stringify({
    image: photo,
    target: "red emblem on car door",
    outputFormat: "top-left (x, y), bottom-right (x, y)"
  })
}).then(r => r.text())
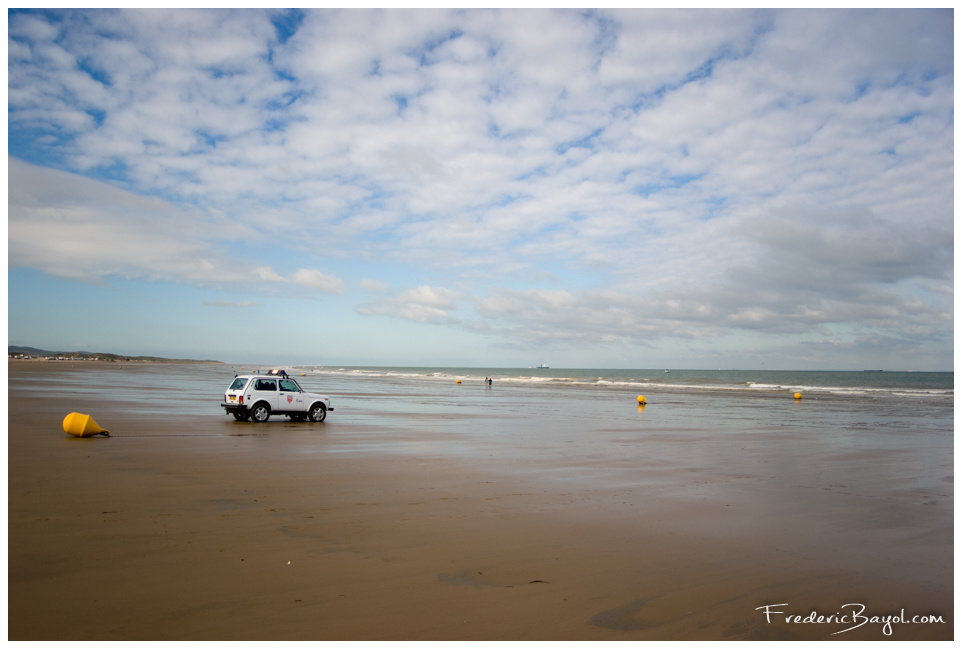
top-left (287, 395), bottom-right (293, 403)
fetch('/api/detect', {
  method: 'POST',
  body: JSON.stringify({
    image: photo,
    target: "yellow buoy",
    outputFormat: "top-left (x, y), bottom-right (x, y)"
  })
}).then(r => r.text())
top-left (456, 379), bottom-right (461, 384)
top-left (794, 392), bottom-right (802, 400)
top-left (301, 372), bottom-right (306, 376)
top-left (636, 395), bottom-right (646, 405)
top-left (62, 412), bottom-right (110, 437)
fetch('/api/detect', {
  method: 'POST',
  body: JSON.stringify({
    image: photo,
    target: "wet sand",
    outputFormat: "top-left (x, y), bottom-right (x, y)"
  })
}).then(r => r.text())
top-left (7, 361), bottom-right (953, 640)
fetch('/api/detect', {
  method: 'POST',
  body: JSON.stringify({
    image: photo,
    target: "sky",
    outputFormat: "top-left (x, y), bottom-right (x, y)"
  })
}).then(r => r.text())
top-left (6, 8), bottom-right (955, 370)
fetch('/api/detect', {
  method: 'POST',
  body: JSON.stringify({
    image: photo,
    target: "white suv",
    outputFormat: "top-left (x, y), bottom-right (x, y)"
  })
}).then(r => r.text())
top-left (222, 374), bottom-right (333, 423)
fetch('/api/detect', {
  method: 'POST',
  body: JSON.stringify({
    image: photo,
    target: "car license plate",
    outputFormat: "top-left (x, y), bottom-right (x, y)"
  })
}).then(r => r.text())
top-left (229, 395), bottom-right (236, 401)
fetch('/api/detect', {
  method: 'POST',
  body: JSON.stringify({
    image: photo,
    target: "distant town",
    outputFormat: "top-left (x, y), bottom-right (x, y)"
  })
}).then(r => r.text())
top-left (8, 346), bottom-right (219, 364)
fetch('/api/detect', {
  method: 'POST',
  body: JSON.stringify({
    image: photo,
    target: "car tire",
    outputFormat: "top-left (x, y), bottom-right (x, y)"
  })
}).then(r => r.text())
top-left (251, 403), bottom-right (271, 423)
top-left (233, 412), bottom-right (250, 421)
top-left (309, 403), bottom-right (327, 422)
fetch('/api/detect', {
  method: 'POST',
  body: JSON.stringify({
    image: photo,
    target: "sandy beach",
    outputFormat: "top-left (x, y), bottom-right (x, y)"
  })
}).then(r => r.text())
top-left (7, 361), bottom-right (953, 640)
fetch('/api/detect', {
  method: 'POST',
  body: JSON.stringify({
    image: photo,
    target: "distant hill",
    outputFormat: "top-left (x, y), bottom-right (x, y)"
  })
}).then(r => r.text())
top-left (8, 346), bottom-right (221, 363)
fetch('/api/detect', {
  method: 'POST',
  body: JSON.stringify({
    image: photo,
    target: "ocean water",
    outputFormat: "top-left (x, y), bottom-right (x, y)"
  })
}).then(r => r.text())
top-left (289, 365), bottom-right (954, 400)
top-left (15, 363), bottom-right (952, 427)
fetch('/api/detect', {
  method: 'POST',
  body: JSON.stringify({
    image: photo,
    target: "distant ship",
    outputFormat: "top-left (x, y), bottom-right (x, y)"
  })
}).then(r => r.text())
top-left (536, 363), bottom-right (549, 369)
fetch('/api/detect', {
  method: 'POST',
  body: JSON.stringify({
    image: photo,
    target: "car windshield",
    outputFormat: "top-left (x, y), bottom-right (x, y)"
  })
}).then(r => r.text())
top-left (229, 378), bottom-right (249, 390)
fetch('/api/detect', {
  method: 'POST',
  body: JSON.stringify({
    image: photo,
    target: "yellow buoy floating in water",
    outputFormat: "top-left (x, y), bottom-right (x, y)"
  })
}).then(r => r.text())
top-left (794, 392), bottom-right (802, 400)
top-left (636, 395), bottom-right (646, 405)
top-left (62, 412), bottom-right (110, 437)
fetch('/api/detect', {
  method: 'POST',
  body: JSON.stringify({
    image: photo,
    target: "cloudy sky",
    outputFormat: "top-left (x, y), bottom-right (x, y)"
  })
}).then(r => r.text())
top-left (7, 9), bottom-right (954, 370)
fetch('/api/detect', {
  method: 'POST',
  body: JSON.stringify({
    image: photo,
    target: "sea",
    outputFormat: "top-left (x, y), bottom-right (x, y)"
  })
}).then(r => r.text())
top-left (287, 365), bottom-right (954, 401)
top-left (26, 362), bottom-right (950, 433)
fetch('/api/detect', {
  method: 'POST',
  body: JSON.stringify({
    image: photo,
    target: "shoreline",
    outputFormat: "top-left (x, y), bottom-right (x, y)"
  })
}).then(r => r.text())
top-left (8, 358), bottom-right (226, 370)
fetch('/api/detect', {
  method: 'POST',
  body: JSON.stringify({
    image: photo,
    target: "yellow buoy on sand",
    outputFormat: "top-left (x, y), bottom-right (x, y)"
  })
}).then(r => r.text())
top-left (456, 379), bottom-right (461, 384)
top-left (636, 395), bottom-right (646, 405)
top-left (794, 392), bottom-right (802, 400)
top-left (63, 412), bottom-right (110, 437)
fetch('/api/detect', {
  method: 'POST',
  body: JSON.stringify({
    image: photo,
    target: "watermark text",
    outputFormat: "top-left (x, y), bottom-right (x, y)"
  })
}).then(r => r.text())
top-left (755, 602), bottom-right (945, 636)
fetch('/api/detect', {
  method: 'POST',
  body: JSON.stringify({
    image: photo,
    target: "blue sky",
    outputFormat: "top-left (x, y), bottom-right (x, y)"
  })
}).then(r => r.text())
top-left (7, 8), bottom-right (955, 370)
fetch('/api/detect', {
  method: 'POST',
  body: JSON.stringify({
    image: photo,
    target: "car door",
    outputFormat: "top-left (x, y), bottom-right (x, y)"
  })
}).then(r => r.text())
top-left (278, 378), bottom-right (304, 412)
top-left (249, 377), bottom-right (279, 411)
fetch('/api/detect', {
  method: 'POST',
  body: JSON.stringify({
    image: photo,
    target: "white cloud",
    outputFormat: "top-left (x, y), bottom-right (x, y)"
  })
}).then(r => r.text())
top-left (361, 278), bottom-right (392, 293)
top-left (204, 300), bottom-right (258, 307)
top-left (253, 267), bottom-right (287, 283)
top-left (357, 285), bottom-right (463, 323)
top-left (6, 9), bottom-right (953, 368)
top-left (8, 157), bottom-right (344, 295)
top-left (290, 268), bottom-right (344, 293)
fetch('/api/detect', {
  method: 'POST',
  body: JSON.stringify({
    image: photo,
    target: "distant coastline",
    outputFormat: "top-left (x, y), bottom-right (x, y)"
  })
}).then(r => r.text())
top-left (7, 346), bottom-right (221, 364)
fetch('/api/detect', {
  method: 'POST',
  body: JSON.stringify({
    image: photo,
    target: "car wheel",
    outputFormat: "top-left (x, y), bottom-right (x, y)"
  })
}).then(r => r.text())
top-left (233, 412), bottom-right (250, 421)
top-left (309, 403), bottom-right (327, 422)
top-left (251, 403), bottom-right (271, 423)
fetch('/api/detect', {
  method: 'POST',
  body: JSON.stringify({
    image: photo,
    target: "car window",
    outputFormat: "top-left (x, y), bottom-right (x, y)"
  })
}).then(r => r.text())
top-left (279, 379), bottom-right (300, 392)
top-left (229, 378), bottom-right (249, 390)
top-left (254, 379), bottom-right (277, 391)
